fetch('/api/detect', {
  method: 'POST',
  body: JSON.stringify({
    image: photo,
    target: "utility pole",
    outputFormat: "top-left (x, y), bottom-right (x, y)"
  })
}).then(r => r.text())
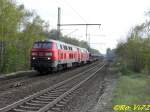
top-left (57, 7), bottom-right (61, 40)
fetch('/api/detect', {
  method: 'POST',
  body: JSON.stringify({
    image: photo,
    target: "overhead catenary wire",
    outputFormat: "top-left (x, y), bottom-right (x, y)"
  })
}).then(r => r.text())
top-left (61, 0), bottom-right (88, 23)
top-left (56, 0), bottom-right (88, 24)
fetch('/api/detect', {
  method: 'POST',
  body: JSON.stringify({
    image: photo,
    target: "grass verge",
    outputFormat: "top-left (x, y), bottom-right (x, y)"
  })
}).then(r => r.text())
top-left (112, 73), bottom-right (150, 111)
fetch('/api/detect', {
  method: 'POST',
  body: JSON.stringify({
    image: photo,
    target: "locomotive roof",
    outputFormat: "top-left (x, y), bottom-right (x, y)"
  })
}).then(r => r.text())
top-left (36, 39), bottom-right (88, 52)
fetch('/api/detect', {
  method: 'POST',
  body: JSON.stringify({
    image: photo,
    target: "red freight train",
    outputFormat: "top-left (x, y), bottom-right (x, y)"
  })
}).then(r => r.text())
top-left (31, 39), bottom-right (89, 73)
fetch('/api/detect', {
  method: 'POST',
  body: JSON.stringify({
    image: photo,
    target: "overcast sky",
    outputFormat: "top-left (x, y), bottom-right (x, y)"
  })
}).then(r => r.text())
top-left (18, 0), bottom-right (150, 54)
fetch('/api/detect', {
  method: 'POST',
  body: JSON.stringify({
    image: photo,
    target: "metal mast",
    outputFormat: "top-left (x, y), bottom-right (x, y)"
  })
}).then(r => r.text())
top-left (57, 7), bottom-right (61, 40)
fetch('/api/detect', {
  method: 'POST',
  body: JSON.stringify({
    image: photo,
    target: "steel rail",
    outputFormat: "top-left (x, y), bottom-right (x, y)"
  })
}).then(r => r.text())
top-left (38, 64), bottom-right (105, 112)
top-left (0, 62), bottom-right (105, 112)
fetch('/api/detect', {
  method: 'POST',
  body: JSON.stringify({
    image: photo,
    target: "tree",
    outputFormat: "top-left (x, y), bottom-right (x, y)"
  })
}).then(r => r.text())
top-left (0, 0), bottom-right (48, 73)
top-left (0, 0), bottom-right (25, 72)
top-left (116, 21), bottom-right (150, 73)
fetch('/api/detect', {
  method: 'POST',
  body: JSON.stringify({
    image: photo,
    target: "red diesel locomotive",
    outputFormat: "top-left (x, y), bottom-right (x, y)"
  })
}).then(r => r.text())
top-left (31, 39), bottom-right (89, 73)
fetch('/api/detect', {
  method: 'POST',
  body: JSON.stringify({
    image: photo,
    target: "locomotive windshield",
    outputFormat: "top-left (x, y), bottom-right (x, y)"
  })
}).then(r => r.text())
top-left (33, 42), bottom-right (52, 48)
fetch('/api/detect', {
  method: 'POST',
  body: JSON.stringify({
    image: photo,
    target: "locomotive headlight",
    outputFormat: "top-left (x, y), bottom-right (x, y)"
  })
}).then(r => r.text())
top-left (32, 52), bottom-right (37, 56)
top-left (32, 57), bottom-right (35, 60)
top-left (48, 57), bottom-right (50, 60)
top-left (45, 52), bottom-right (52, 56)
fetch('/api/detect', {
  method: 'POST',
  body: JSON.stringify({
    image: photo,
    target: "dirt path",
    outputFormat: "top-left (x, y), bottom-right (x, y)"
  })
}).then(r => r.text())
top-left (90, 67), bottom-right (118, 112)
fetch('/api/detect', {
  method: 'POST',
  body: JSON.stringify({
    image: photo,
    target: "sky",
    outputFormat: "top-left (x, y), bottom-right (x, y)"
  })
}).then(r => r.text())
top-left (18, 0), bottom-right (150, 54)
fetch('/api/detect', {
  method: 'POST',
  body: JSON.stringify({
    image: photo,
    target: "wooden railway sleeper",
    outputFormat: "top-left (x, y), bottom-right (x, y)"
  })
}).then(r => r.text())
top-left (19, 105), bottom-right (40, 110)
top-left (55, 103), bottom-right (64, 107)
top-left (57, 101), bottom-right (66, 105)
top-left (25, 102), bottom-right (45, 106)
top-left (30, 100), bottom-right (49, 104)
top-left (49, 107), bottom-right (61, 111)
top-left (35, 97), bottom-right (54, 101)
top-left (13, 108), bottom-right (30, 112)
top-left (39, 95), bottom-right (57, 99)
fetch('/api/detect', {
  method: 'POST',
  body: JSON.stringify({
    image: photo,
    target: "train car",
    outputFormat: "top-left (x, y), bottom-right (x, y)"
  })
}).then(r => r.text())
top-left (80, 48), bottom-right (89, 64)
top-left (30, 39), bottom-right (89, 73)
top-left (88, 53), bottom-right (103, 62)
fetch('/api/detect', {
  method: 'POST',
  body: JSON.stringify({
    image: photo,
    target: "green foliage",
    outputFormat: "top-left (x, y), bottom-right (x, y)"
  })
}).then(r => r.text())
top-left (120, 66), bottom-right (132, 76)
top-left (112, 75), bottom-right (150, 106)
top-left (0, 0), bottom-right (46, 73)
top-left (116, 13), bottom-right (150, 73)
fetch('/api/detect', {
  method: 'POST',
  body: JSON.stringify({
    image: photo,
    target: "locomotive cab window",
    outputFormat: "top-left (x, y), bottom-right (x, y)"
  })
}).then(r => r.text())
top-left (33, 42), bottom-right (52, 48)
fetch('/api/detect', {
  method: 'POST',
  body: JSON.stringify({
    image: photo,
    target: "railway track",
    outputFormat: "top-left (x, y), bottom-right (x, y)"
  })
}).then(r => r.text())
top-left (0, 62), bottom-right (106, 112)
top-left (0, 62), bottom-right (99, 93)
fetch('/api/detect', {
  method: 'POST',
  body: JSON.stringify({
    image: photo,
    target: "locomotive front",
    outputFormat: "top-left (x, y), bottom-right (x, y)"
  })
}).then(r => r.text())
top-left (31, 40), bottom-right (54, 72)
